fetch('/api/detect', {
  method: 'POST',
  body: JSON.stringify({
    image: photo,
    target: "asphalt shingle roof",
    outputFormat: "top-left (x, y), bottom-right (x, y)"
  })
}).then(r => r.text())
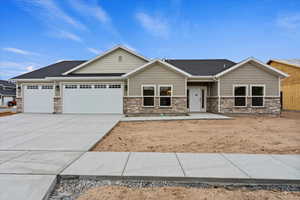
top-left (165, 59), bottom-right (236, 76)
top-left (12, 59), bottom-right (237, 79)
top-left (12, 61), bottom-right (87, 79)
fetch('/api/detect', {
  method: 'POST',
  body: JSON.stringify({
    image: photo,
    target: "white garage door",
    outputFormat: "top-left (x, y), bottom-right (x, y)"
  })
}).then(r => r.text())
top-left (63, 83), bottom-right (123, 114)
top-left (24, 85), bottom-right (54, 113)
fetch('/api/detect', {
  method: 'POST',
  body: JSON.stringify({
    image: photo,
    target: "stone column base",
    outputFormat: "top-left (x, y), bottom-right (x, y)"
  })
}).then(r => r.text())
top-left (54, 97), bottom-right (62, 114)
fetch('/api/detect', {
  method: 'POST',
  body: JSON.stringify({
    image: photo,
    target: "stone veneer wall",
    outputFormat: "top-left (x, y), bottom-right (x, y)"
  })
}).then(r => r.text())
top-left (220, 97), bottom-right (281, 115)
top-left (54, 97), bottom-right (62, 114)
top-left (16, 97), bottom-right (23, 113)
top-left (124, 97), bottom-right (188, 114)
top-left (207, 97), bottom-right (218, 113)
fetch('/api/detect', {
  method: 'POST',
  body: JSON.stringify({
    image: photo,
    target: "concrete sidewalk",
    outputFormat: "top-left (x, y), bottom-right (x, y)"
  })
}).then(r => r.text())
top-left (121, 113), bottom-right (231, 122)
top-left (61, 152), bottom-right (300, 184)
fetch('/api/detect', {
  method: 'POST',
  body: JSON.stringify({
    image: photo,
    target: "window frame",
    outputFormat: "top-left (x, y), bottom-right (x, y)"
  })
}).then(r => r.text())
top-left (233, 84), bottom-right (248, 107)
top-left (158, 85), bottom-right (173, 107)
top-left (141, 84), bottom-right (156, 107)
top-left (250, 84), bottom-right (265, 107)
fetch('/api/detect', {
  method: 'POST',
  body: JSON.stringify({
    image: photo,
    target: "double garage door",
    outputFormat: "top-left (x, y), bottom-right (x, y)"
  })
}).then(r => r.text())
top-left (23, 83), bottom-right (123, 114)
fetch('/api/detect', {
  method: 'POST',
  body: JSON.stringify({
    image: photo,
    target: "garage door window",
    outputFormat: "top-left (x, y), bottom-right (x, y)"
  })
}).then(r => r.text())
top-left (142, 85), bottom-right (155, 107)
top-left (109, 84), bottom-right (121, 88)
top-left (80, 84), bottom-right (92, 89)
top-left (65, 85), bottom-right (77, 89)
top-left (95, 84), bottom-right (107, 89)
top-left (42, 85), bottom-right (53, 89)
top-left (27, 85), bottom-right (39, 89)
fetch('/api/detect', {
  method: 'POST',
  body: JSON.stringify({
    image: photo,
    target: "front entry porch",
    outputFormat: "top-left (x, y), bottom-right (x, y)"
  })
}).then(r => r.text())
top-left (188, 86), bottom-right (207, 112)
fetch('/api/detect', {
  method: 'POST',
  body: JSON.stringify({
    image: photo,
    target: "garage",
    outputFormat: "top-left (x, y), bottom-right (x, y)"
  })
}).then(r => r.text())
top-left (62, 83), bottom-right (123, 114)
top-left (23, 84), bottom-right (54, 113)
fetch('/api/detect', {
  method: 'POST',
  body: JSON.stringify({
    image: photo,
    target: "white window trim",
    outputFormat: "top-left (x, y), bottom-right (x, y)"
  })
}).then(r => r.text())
top-left (141, 84), bottom-right (155, 107)
top-left (233, 84), bottom-right (248, 107)
top-left (250, 84), bottom-right (265, 107)
top-left (158, 85), bottom-right (173, 107)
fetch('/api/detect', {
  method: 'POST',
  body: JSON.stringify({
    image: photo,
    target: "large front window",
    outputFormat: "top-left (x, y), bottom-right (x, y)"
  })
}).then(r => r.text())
top-left (142, 85), bottom-right (155, 107)
top-left (251, 85), bottom-right (264, 107)
top-left (159, 85), bottom-right (172, 107)
top-left (234, 85), bottom-right (247, 107)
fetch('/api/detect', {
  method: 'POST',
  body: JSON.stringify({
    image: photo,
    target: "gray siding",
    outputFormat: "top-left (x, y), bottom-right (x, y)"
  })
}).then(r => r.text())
top-left (128, 63), bottom-right (186, 96)
top-left (74, 49), bottom-right (147, 74)
top-left (210, 82), bottom-right (218, 96)
top-left (220, 63), bottom-right (279, 96)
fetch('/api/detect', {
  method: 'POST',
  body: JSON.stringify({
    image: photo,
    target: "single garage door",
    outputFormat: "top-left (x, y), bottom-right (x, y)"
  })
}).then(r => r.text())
top-left (23, 84), bottom-right (54, 113)
top-left (63, 83), bottom-right (123, 114)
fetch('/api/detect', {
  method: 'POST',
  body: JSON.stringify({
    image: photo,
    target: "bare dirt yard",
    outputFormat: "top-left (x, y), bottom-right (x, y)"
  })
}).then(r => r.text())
top-left (77, 186), bottom-right (300, 200)
top-left (92, 112), bottom-right (300, 154)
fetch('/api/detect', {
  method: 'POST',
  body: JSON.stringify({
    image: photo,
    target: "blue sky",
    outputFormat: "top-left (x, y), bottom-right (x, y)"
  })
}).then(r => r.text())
top-left (1, 0), bottom-right (300, 79)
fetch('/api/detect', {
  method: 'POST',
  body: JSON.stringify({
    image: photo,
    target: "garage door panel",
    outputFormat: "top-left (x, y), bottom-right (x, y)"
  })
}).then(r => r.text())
top-left (24, 85), bottom-right (54, 113)
top-left (63, 84), bottom-right (123, 114)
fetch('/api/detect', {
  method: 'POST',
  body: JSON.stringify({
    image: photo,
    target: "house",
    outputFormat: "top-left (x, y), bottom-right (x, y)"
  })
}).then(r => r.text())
top-left (0, 80), bottom-right (16, 107)
top-left (267, 59), bottom-right (300, 111)
top-left (11, 45), bottom-right (288, 115)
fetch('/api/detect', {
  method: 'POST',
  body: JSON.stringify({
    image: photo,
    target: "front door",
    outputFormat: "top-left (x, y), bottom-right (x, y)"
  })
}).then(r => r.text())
top-left (189, 86), bottom-right (207, 112)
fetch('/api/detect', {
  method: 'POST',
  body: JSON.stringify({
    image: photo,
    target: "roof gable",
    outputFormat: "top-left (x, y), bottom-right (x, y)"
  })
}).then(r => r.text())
top-left (216, 58), bottom-right (289, 78)
top-left (63, 45), bottom-right (150, 75)
top-left (123, 59), bottom-right (191, 77)
top-left (268, 59), bottom-right (300, 69)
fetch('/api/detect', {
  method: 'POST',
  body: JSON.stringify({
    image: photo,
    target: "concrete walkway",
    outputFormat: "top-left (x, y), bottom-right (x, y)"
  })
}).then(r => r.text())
top-left (61, 152), bottom-right (300, 184)
top-left (121, 113), bottom-right (230, 122)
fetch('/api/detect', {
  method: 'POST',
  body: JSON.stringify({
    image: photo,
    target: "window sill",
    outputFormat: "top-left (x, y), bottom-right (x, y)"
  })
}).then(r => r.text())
top-left (142, 106), bottom-right (155, 108)
top-left (251, 106), bottom-right (265, 108)
top-left (233, 106), bottom-right (247, 108)
top-left (159, 106), bottom-right (172, 109)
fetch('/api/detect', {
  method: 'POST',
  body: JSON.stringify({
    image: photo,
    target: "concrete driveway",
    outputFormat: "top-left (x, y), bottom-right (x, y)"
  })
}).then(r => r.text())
top-left (0, 113), bottom-right (121, 151)
top-left (0, 113), bottom-right (121, 200)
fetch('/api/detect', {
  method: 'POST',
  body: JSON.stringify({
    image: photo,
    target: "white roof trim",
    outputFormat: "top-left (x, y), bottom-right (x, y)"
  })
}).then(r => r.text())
top-left (268, 59), bottom-right (300, 68)
top-left (10, 78), bottom-right (50, 82)
top-left (215, 57), bottom-right (289, 78)
top-left (62, 45), bottom-right (150, 75)
top-left (122, 59), bottom-right (192, 77)
top-left (46, 76), bottom-right (125, 80)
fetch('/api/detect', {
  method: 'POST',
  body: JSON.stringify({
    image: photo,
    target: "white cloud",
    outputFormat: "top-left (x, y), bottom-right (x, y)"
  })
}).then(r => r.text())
top-left (0, 61), bottom-right (40, 79)
top-left (135, 12), bottom-right (170, 38)
top-left (68, 0), bottom-right (110, 24)
top-left (18, 0), bottom-right (86, 30)
top-left (277, 13), bottom-right (300, 30)
top-left (2, 47), bottom-right (39, 56)
top-left (26, 66), bottom-right (34, 72)
top-left (87, 47), bottom-right (102, 55)
top-left (57, 30), bottom-right (82, 42)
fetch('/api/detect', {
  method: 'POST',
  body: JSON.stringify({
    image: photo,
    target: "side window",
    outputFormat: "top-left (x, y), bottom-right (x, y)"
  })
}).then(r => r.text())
top-left (142, 85), bottom-right (155, 107)
top-left (234, 86), bottom-right (247, 107)
top-left (159, 85), bottom-right (172, 107)
top-left (251, 85), bottom-right (264, 107)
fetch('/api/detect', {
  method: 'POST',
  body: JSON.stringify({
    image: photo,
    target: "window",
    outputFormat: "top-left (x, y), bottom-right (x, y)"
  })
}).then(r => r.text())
top-left (118, 55), bottom-right (122, 62)
top-left (65, 85), bottom-right (77, 89)
top-left (159, 85), bottom-right (172, 107)
top-left (142, 85), bottom-right (155, 107)
top-left (27, 85), bottom-right (38, 89)
top-left (109, 84), bottom-right (121, 88)
top-left (41, 85), bottom-right (53, 89)
top-left (80, 84), bottom-right (92, 89)
top-left (251, 85), bottom-right (264, 107)
top-left (94, 84), bottom-right (107, 89)
top-left (234, 85), bottom-right (247, 107)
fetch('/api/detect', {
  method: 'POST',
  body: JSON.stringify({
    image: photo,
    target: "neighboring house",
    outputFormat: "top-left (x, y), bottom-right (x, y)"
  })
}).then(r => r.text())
top-left (267, 59), bottom-right (300, 111)
top-left (0, 80), bottom-right (16, 106)
top-left (11, 45), bottom-right (288, 115)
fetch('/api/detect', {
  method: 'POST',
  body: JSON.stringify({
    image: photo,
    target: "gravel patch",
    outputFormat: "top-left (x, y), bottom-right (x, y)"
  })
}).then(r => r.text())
top-left (48, 177), bottom-right (300, 200)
